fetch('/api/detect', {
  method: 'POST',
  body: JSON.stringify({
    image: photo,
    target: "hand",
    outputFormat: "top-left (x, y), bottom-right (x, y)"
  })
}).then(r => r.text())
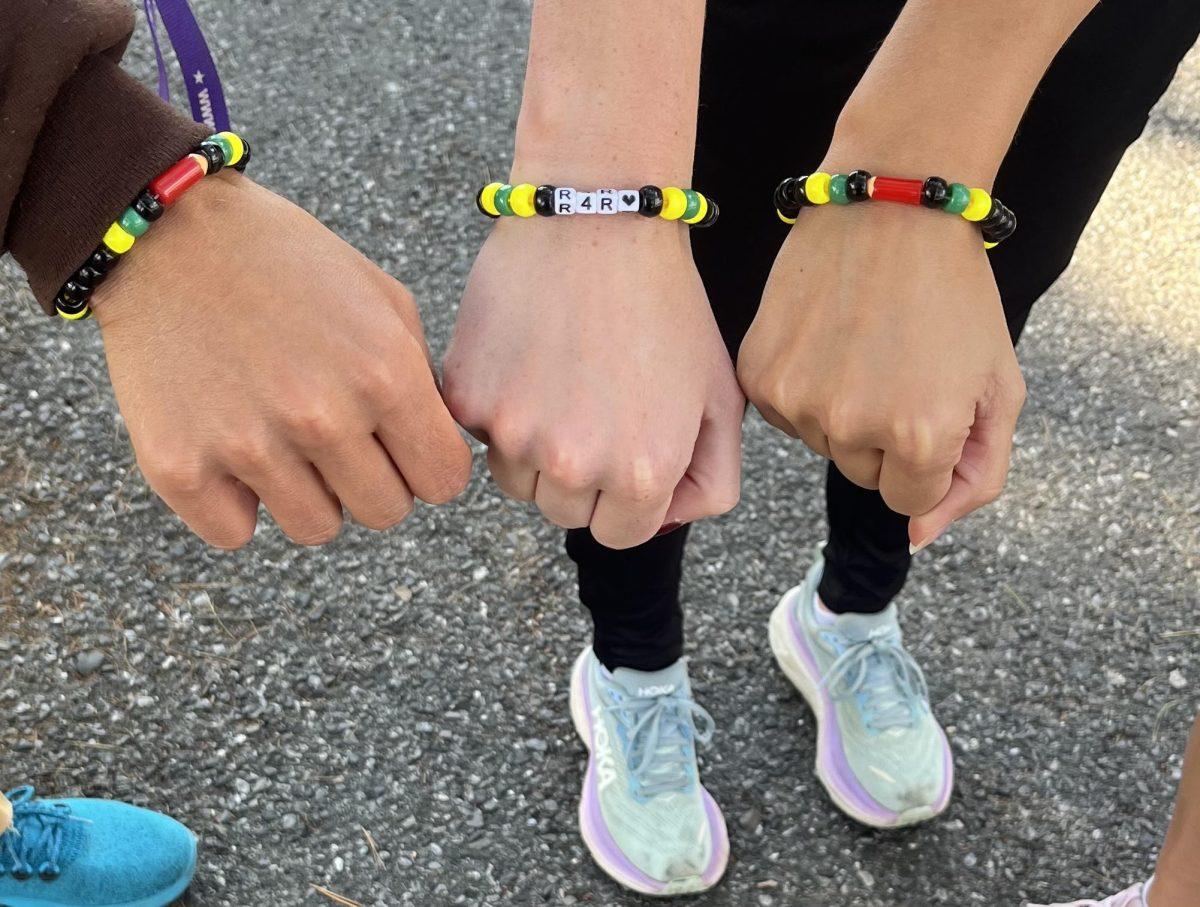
top-left (738, 201), bottom-right (1026, 550)
top-left (92, 173), bottom-right (472, 548)
top-left (443, 216), bottom-right (743, 549)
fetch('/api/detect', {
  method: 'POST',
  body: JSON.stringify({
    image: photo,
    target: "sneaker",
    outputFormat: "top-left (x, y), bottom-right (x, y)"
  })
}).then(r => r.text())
top-left (568, 647), bottom-right (729, 895)
top-left (768, 553), bottom-right (953, 827)
top-left (0, 786), bottom-right (196, 907)
top-left (1027, 879), bottom-right (1153, 906)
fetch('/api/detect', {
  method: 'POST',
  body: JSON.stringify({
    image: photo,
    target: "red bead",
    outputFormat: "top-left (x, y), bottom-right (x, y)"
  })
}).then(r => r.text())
top-left (870, 176), bottom-right (924, 206)
top-left (148, 157), bottom-right (205, 206)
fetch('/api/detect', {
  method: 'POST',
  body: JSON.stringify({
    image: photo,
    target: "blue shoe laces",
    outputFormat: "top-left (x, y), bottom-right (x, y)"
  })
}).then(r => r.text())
top-left (605, 689), bottom-right (715, 799)
top-left (821, 626), bottom-right (929, 733)
top-left (0, 787), bottom-right (89, 882)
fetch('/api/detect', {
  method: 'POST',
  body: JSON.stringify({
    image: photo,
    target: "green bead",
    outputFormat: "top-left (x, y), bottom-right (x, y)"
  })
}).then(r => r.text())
top-left (119, 207), bottom-right (150, 237)
top-left (207, 133), bottom-right (235, 165)
top-left (681, 189), bottom-right (702, 221)
top-left (943, 182), bottom-right (971, 215)
top-left (493, 184), bottom-right (514, 216)
top-left (828, 174), bottom-right (851, 205)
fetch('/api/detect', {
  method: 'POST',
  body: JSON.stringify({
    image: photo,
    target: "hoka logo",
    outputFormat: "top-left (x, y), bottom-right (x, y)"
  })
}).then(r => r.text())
top-left (591, 705), bottom-right (617, 790)
top-left (638, 684), bottom-right (675, 698)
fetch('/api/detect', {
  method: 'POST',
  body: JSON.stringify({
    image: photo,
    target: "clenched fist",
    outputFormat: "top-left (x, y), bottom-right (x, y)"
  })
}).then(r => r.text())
top-left (444, 215), bottom-right (743, 550)
top-left (93, 172), bottom-right (472, 548)
top-left (738, 201), bottom-right (1025, 550)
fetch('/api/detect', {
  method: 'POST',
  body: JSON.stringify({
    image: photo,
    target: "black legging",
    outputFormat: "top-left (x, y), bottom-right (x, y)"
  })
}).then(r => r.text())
top-left (568, 0), bottom-right (1200, 672)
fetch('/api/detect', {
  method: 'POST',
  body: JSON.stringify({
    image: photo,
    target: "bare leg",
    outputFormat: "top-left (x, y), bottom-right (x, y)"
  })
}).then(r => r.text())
top-left (1149, 711), bottom-right (1200, 907)
top-left (0, 789), bottom-right (9, 834)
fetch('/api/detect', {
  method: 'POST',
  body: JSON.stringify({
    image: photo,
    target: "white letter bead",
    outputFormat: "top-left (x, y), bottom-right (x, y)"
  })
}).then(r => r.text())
top-left (554, 188), bottom-right (576, 215)
top-left (596, 189), bottom-right (619, 215)
top-left (616, 189), bottom-right (641, 213)
top-left (574, 191), bottom-right (598, 214)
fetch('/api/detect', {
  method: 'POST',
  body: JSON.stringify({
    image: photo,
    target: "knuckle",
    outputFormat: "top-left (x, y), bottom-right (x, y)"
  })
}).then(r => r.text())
top-left (138, 449), bottom-right (208, 496)
top-left (541, 438), bottom-right (598, 490)
top-left (612, 454), bottom-right (675, 502)
top-left (352, 357), bottom-right (397, 401)
top-left (824, 401), bottom-right (868, 447)
top-left (487, 408), bottom-right (533, 458)
top-left (221, 433), bottom-right (276, 472)
top-left (284, 403), bottom-right (342, 448)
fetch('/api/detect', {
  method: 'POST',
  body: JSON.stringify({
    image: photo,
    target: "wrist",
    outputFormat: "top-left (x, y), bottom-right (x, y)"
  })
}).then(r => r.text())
top-left (822, 103), bottom-right (1003, 191)
top-left (512, 104), bottom-right (694, 188)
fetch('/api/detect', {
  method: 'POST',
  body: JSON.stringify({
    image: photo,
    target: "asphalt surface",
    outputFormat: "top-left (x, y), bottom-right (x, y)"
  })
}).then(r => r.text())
top-left (1, 2), bottom-right (1198, 905)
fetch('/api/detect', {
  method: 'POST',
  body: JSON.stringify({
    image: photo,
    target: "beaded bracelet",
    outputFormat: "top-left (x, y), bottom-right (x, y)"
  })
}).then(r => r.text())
top-left (476, 182), bottom-right (720, 228)
top-left (773, 171), bottom-right (1016, 248)
top-left (53, 131), bottom-right (253, 320)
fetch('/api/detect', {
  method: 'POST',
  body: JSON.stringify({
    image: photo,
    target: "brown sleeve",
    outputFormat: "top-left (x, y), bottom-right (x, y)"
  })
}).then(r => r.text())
top-left (0, 0), bottom-right (209, 314)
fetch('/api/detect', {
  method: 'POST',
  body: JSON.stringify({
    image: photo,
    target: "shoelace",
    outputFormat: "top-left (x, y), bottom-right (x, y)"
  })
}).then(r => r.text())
top-left (605, 692), bottom-right (715, 798)
top-left (821, 625), bottom-right (929, 733)
top-left (0, 787), bottom-right (89, 881)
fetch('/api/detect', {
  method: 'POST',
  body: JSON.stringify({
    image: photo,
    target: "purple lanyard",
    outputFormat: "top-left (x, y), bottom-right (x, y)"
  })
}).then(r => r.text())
top-left (143, 0), bottom-right (230, 132)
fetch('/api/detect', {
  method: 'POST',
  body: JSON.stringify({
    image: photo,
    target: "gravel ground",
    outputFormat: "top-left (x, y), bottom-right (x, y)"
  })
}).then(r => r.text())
top-left (1, 3), bottom-right (1197, 905)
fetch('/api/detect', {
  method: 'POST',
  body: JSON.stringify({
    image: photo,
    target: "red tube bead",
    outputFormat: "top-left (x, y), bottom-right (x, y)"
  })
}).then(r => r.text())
top-left (869, 176), bottom-right (924, 206)
top-left (148, 156), bottom-right (205, 206)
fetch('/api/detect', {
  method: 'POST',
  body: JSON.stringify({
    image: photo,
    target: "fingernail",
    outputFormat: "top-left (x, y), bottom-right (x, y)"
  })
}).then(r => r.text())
top-left (909, 524), bottom-right (949, 555)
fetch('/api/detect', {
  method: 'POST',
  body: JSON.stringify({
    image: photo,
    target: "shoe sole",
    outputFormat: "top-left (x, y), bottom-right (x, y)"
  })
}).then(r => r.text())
top-left (768, 587), bottom-right (953, 829)
top-left (0, 845), bottom-right (194, 907)
top-left (568, 649), bottom-right (729, 897)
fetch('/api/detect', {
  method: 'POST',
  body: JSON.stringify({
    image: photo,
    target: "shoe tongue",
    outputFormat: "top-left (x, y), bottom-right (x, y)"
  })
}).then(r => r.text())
top-left (608, 659), bottom-right (690, 700)
top-left (832, 604), bottom-right (901, 643)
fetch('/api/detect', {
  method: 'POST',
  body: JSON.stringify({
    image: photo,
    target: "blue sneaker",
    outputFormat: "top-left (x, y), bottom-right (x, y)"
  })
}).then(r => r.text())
top-left (768, 554), bottom-right (953, 827)
top-left (569, 648), bottom-right (729, 895)
top-left (0, 787), bottom-right (196, 907)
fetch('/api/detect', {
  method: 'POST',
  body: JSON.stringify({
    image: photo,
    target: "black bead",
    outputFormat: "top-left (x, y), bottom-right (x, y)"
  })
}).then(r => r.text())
top-left (74, 265), bottom-right (106, 290)
top-left (921, 177), bottom-right (949, 208)
top-left (54, 293), bottom-right (89, 316)
top-left (132, 190), bottom-right (165, 223)
top-left (846, 170), bottom-right (871, 201)
top-left (58, 280), bottom-right (93, 305)
top-left (197, 141), bottom-right (226, 174)
top-left (475, 186), bottom-right (499, 218)
top-left (980, 200), bottom-right (1017, 244)
top-left (773, 177), bottom-right (804, 220)
top-left (638, 185), bottom-right (663, 217)
top-left (233, 139), bottom-right (252, 172)
top-left (694, 199), bottom-right (720, 228)
top-left (87, 245), bottom-right (120, 274)
top-left (534, 185), bottom-right (556, 216)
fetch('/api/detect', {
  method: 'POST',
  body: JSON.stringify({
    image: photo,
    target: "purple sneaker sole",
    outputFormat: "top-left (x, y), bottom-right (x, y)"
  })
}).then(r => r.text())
top-left (568, 649), bottom-right (729, 897)
top-left (769, 587), bottom-right (954, 829)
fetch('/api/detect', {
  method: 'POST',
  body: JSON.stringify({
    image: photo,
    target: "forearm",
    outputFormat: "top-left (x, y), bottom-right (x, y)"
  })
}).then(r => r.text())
top-left (512, 0), bottom-right (705, 186)
top-left (825, 0), bottom-right (1100, 186)
top-left (0, 0), bottom-right (207, 313)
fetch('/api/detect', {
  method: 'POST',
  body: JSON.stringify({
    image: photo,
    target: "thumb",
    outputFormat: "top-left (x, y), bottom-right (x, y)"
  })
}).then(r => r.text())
top-left (664, 393), bottom-right (743, 525)
top-left (908, 379), bottom-right (1023, 552)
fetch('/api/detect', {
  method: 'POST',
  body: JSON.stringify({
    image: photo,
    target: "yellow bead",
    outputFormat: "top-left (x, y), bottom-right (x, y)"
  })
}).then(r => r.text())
top-left (102, 222), bottom-right (135, 254)
top-left (962, 188), bottom-right (993, 222)
top-left (984, 240), bottom-right (999, 250)
top-left (479, 182), bottom-right (503, 217)
top-left (58, 305), bottom-right (91, 321)
top-left (776, 210), bottom-right (797, 225)
top-left (660, 187), bottom-right (688, 220)
top-left (683, 194), bottom-right (709, 225)
top-left (805, 172), bottom-right (831, 205)
top-left (509, 183), bottom-right (537, 217)
top-left (217, 131), bottom-right (245, 166)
